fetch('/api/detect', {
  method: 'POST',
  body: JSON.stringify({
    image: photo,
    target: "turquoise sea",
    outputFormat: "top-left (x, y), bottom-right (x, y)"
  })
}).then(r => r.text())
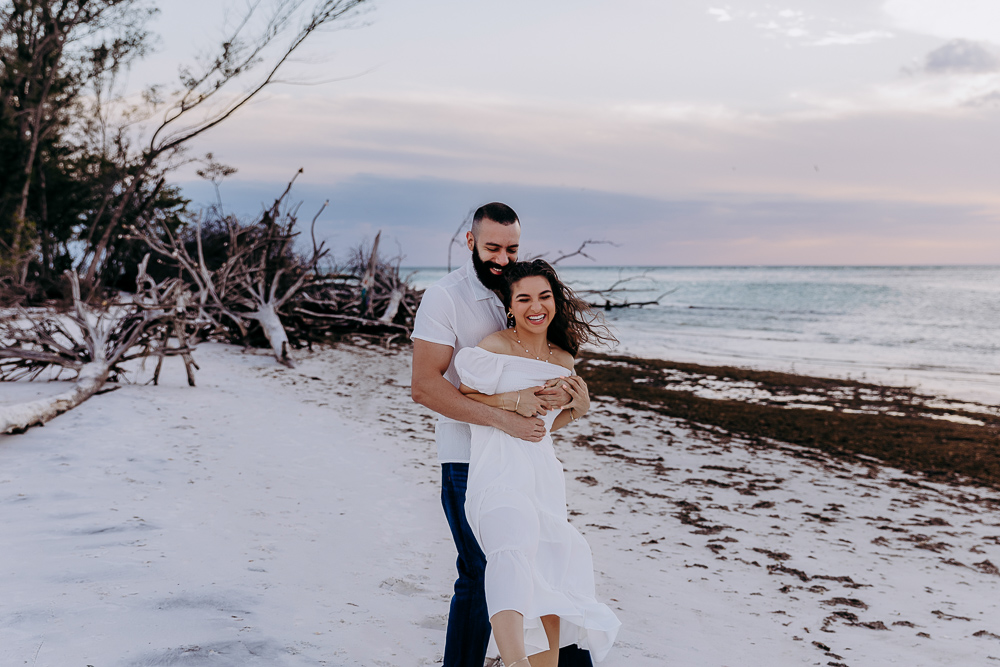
top-left (405, 265), bottom-right (1000, 404)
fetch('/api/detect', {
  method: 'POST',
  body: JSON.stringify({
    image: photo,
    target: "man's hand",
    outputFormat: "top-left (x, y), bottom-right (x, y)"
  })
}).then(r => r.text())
top-left (494, 410), bottom-right (546, 442)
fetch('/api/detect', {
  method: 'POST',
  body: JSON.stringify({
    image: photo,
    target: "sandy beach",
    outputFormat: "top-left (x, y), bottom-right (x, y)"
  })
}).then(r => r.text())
top-left (2, 342), bottom-right (1000, 666)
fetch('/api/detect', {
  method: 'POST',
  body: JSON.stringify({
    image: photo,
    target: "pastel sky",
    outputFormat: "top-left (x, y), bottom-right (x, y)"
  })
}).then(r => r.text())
top-left (138, 0), bottom-right (1000, 265)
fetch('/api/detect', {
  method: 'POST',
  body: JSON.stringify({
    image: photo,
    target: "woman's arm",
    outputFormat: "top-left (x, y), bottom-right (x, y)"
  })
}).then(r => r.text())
top-left (460, 384), bottom-right (553, 417)
top-left (412, 339), bottom-right (547, 442)
top-left (550, 375), bottom-right (591, 432)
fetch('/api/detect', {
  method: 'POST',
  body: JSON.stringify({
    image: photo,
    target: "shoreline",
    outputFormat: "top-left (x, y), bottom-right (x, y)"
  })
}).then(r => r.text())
top-left (408, 264), bottom-right (1000, 407)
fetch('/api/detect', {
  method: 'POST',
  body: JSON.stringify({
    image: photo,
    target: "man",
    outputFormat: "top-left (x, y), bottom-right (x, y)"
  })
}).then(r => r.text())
top-left (411, 202), bottom-right (594, 667)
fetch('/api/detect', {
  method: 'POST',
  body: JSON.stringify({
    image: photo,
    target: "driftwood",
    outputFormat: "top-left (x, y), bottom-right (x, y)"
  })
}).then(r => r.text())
top-left (134, 171), bottom-right (329, 367)
top-left (131, 173), bottom-right (421, 361)
top-left (0, 186), bottom-right (419, 433)
top-left (287, 236), bottom-right (421, 344)
top-left (447, 209), bottom-right (474, 272)
top-left (548, 239), bottom-right (620, 265)
top-left (0, 269), bottom-right (195, 434)
top-left (0, 363), bottom-right (110, 434)
top-left (575, 270), bottom-right (677, 310)
top-left (545, 241), bottom-right (677, 308)
top-left (134, 255), bottom-right (200, 387)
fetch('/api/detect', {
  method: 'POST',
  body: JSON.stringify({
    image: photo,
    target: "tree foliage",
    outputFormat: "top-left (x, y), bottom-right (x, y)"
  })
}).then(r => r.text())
top-left (0, 0), bottom-right (369, 297)
top-left (0, 0), bottom-right (157, 286)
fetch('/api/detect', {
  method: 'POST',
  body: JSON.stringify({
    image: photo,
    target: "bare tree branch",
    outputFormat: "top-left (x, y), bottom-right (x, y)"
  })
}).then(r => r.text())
top-left (80, 0), bottom-right (369, 284)
top-left (447, 208), bottom-right (473, 272)
top-left (548, 239), bottom-right (620, 265)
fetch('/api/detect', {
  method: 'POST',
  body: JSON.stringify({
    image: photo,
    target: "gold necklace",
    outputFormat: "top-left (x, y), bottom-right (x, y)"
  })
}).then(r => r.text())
top-left (513, 328), bottom-right (553, 360)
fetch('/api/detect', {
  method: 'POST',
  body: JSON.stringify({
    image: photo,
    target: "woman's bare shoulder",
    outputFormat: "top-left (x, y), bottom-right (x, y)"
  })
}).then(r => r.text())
top-left (477, 330), bottom-right (515, 355)
top-left (549, 346), bottom-right (576, 373)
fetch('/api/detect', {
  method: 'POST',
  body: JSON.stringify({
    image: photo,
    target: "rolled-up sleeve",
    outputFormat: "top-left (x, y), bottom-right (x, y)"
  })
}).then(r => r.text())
top-left (411, 284), bottom-right (457, 347)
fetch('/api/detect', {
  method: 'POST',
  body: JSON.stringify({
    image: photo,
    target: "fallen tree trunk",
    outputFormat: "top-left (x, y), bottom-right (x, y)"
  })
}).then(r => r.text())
top-left (247, 301), bottom-right (293, 367)
top-left (378, 288), bottom-right (405, 324)
top-left (132, 171), bottom-right (329, 367)
top-left (360, 231), bottom-right (382, 318)
top-left (0, 360), bottom-right (110, 434)
top-left (1, 269), bottom-right (197, 434)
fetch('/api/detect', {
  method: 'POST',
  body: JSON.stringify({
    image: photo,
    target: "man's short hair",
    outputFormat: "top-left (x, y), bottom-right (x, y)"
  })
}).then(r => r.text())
top-left (471, 202), bottom-right (519, 236)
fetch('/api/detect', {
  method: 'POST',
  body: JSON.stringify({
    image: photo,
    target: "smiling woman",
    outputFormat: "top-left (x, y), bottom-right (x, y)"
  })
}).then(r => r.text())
top-left (500, 260), bottom-right (617, 358)
top-left (455, 259), bottom-right (620, 665)
top-left (510, 275), bottom-right (556, 355)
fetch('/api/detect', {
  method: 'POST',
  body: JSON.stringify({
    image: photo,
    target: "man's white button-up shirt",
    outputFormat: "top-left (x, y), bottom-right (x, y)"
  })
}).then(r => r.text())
top-left (411, 258), bottom-right (508, 463)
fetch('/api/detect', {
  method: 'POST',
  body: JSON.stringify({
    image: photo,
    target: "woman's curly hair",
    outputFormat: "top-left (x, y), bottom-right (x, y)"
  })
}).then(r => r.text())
top-left (503, 259), bottom-right (617, 356)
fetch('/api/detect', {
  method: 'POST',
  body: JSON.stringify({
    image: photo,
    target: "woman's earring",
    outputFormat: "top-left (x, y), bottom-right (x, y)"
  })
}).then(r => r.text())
top-left (506, 310), bottom-right (515, 327)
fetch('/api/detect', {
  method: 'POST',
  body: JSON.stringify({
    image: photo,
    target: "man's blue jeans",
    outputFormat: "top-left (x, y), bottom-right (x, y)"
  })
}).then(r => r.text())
top-left (440, 463), bottom-right (594, 667)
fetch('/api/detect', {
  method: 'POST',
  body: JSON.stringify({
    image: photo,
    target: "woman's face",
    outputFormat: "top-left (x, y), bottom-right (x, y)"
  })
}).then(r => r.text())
top-left (510, 275), bottom-right (556, 334)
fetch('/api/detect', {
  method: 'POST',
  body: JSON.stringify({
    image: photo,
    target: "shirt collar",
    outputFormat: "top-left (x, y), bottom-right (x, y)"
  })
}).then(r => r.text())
top-left (465, 258), bottom-right (503, 303)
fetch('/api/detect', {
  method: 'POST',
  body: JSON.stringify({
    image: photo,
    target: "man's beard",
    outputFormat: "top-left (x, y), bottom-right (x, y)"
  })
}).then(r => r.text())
top-left (471, 244), bottom-right (509, 291)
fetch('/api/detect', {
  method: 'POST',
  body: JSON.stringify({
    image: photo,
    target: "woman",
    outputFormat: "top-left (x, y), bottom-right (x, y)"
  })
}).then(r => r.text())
top-left (454, 259), bottom-right (620, 666)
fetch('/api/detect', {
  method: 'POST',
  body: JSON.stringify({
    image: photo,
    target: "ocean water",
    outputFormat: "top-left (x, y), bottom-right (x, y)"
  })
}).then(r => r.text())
top-left (405, 265), bottom-right (1000, 404)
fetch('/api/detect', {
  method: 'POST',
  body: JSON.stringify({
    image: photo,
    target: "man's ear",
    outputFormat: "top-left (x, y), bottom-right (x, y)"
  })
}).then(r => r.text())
top-left (466, 231), bottom-right (475, 251)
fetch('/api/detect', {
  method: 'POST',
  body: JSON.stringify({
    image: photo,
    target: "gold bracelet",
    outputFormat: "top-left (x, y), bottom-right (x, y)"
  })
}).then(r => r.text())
top-left (570, 407), bottom-right (577, 421)
top-left (515, 391), bottom-right (521, 413)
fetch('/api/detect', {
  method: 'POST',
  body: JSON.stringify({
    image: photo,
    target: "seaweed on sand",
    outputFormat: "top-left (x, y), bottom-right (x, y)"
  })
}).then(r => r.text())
top-left (576, 352), bottom-right (1000, 489)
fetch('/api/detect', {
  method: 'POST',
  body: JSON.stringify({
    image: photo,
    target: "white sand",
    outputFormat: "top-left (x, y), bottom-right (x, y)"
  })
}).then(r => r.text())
top-left (2, 342), bottom-right (999, 666)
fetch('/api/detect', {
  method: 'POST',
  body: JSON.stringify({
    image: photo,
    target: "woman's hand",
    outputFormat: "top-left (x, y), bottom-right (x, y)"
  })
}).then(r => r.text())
top-left (558, 375), bottom-right (590, 417)
top-left (510, 386), bottom-right (551, 417)
top-left (462, 385), bottom-right (556, 417)
top-left (548, 376), bottom-right (591, 433)
top-left (538, 376), bottom-right (572, 409)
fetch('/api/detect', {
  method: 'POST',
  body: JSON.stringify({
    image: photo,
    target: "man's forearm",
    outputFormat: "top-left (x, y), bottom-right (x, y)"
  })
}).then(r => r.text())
top-left (412, 374), bottom-right (504, 429)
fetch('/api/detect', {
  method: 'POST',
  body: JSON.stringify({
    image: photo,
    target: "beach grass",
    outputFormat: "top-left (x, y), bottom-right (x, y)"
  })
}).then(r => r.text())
top-left (577, 352), bottom-right (1000, 489)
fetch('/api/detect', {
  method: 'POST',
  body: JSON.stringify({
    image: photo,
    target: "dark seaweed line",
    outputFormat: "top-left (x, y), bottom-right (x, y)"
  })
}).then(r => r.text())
top-left (578, 352), bottom-right (1000, 490)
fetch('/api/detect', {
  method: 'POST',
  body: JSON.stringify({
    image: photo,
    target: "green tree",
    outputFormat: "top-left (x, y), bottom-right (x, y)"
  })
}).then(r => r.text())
top-left (0, 0), bottom-right (154, 286)
top-left (0, 0), bottom-right (370, 296)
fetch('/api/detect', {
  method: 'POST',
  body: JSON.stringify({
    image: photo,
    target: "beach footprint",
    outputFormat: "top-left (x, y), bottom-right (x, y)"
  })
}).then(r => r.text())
top-left (378, 575), bottom-right (428, 596)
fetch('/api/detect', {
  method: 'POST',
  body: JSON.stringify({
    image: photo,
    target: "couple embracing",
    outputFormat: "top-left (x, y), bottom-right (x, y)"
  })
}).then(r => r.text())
top-left (411, 203), bottom-right (621, 667)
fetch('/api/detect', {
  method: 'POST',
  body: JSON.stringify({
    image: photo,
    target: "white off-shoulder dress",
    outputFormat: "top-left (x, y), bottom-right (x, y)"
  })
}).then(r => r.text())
top-left (455, 346), bottom-right (620, 662)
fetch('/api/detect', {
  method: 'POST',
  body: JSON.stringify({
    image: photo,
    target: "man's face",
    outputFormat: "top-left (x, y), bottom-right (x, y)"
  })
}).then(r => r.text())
top-left (467, 219), bottom-right (520, 290)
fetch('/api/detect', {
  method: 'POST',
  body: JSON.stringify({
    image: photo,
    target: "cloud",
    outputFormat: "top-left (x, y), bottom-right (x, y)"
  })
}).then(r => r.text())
top-left (172, 91), bottom-right (1000, 219)
top-left (883, 0), bottom-right (1000, 43)
top-left (809, 30), bottom-right (894, 47)
top-left (965, 89), bottom-right (1000, 107)
top-left (898, 40), bottom-right (1000, 105)
top-left (707, 7), bottom-right (733, 22)
top-left (708, 5), bottom-right (892, 48)
top-left (921, 39), bottom-right (999, 74)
